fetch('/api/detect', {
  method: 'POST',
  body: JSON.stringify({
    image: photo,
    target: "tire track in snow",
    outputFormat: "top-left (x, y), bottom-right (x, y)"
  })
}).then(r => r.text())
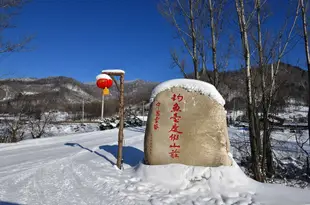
top-left (0, 128), bottom-right (145, 201)
top-left (18, 131), bottom-right (144, 204)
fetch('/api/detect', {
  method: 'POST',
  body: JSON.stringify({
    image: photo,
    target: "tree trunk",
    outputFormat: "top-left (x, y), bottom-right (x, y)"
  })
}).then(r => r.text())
top-left (307, 156), bottom-right (310, 175)
top-left (256, 0), bottom-right (269, 179)
top-left (12, 129), bottom-right (17, 143)
top-left (253, 103), bottom-right (261, 156)
top-left (248, 106), bottom-right (262, 181)
top-left (189, 0), bottom-right (199, 79)
top-left (235, 0), bottom-right (263, 182)
top-left (300, 0), bottom-right (310, 146)
top-left (266, 128), bottom-right (274, 177)
top-left (208, 0), bottom-right (219, 87)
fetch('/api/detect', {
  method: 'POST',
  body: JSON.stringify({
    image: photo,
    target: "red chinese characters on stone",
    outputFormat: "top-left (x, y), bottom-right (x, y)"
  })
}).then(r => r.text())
top-left (169, 134), bottom-right (179, 141)
top-left (169, 123), bottom-right (183, 134)
top-left (170, 112), bottom-right (182, 123)
top-left (168, 93), bottom-right (184, 159)
top-left (169, 143), bottom-right (180, 148)
top-left (171, 103), bottom-right (181, 112)
top-left (171, 94), bottom-right (184, 102)
top-left (154, 123), bottom-right (159, 130)
top-left (155, 110), bottom-right (160, 122)
top-left (153, 101), bottom-right (161, 131)
top-left (169, 149), bottom-right (180, 158)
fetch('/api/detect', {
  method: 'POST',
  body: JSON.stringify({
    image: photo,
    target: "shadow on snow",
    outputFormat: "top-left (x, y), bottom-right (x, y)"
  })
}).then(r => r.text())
top-left (0, 201), bottom-right (23, 205)
top-left (64, 143), bottom-right (144, 167)
top-left (99, 145), bottom-right (144, 167)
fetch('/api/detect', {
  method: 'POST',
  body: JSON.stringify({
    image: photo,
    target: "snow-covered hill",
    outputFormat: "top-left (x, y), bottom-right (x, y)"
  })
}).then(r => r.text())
top-left (0, 77), bottom-right (158, 106)
top-left (0, 127), bottom-right (309, 205)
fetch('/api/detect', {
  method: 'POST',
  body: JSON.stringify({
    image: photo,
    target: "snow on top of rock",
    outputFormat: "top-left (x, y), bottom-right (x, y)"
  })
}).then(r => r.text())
top-left (101, 69), bottom-right (125, 74)
top-left (150, 79), bottom-right (225, 106)
top-left (96, 74), bottom-right (112, 80)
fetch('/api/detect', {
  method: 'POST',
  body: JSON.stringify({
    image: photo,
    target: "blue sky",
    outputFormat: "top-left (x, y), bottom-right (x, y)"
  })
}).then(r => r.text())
top-left (0, 0), bottom-right (307, 83)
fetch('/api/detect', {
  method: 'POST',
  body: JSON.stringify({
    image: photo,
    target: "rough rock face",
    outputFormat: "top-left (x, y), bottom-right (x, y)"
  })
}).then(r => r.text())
top-left (144, 86), bottom-right (232, 167)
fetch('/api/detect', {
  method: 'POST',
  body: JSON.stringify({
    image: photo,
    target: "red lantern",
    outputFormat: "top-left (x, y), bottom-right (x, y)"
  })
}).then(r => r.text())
top-left (96, 74), bottom-right (113, 88)
top-left (96, 74), bottom-right (113, 96)
top-left (96, 78), bottom-right (113, 89)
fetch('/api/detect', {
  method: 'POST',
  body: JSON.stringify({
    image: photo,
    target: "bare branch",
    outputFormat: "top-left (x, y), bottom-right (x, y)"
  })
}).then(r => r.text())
top-left (171, 50), bottom-right (189, 78)
top-left (0, 0), bottom-right (32, 54)
top-left (269, 1), bottom-right (300, 107)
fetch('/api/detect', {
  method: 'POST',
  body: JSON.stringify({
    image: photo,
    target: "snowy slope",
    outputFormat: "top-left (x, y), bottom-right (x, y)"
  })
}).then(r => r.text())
top-left (0, 128), bottom-right (310, 205)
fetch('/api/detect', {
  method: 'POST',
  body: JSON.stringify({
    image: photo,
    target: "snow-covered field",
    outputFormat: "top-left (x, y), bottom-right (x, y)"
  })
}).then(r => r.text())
top-left (0, 122), bottom-right (99, 142)
top-left (42, 123), bottom-right (99, 137)
top-left (0, 127), bottom-right (310, 205)
top-left (227, 104), bottom-right (308, 123)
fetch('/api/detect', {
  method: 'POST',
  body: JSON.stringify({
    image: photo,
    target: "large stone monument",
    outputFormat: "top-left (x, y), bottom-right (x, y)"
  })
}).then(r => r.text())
top-left (144, 79), bottom-right (232, 167)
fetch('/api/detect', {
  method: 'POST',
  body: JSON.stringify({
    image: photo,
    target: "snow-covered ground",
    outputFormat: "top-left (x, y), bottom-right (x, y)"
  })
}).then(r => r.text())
top-left (0, 127), bottom-right (310, 205)
top-left (42, 123), bottom-right (99, 137)
top-left (0, 122), bottom-right (100, 142)
top-left (136, 115), bottom-right (147, 122)
top-left (227, 104), bottom-right (308, 123)
top-left (278, 105), bottom-right (308, 121)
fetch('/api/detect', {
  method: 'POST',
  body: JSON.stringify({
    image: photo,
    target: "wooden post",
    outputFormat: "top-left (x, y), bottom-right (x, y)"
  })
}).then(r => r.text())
top-left (101, 70), bottom-right (125, 170)
top-left (116, 73), bottom-right (125, 169)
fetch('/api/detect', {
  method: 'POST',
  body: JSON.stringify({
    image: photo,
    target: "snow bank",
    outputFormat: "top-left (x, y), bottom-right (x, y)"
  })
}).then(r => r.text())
top-left (134, 154), bottom-right (252, 190)
top-left (133, 154), bottom-right (310, 204)
top-left (150, 79), bottom-right (225, 106)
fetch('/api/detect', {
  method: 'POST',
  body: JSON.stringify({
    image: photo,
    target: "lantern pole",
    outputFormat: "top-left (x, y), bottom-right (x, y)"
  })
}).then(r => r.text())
top-left (101, 91), bottom-right (104, 121)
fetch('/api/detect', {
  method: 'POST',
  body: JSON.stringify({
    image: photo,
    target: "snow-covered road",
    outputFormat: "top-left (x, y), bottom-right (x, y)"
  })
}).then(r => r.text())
top-left (0, 127), bottom-right (310, 205)
top-left (0, 127), bottom-right (146, 205)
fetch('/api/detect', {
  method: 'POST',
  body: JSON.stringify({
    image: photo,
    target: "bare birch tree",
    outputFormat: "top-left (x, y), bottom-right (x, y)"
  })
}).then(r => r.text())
top-left (208, 0), bottom-right (218, 85)
top-left (235, 0), bottom-right (263, 182)
top-left (206, 0), bottom-right (227, 87)
top-left (251, 0), bottom-right (301, 179)
top-left (159, 0), bottom-right (230, 87)
top-left (300, 0), bottom-right (310, 146)
top-left (159, 0), bottom-right (206, 80)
